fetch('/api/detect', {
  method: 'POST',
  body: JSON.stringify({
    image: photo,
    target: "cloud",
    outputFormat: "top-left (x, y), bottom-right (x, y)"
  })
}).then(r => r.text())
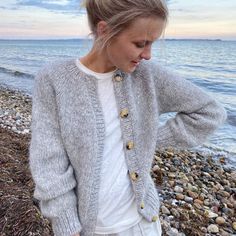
top-left (1, 0), bottom-right (85, 14)
top-left (3, 0), bottom-right (173, 14)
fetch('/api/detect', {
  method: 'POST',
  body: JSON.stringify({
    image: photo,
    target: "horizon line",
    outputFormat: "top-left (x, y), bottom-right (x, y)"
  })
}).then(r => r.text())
top-left (0, 38), bottom-right (235, 42)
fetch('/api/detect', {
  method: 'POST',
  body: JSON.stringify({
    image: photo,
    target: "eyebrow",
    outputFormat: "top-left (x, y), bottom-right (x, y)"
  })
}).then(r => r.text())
top-left (134, 40), bottom-right (154, 45)
top-left (136, 39), bottom-right (158, 43)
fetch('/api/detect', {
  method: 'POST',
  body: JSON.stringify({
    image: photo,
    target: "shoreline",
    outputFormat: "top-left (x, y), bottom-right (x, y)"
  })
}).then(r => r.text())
top-left (0, 86), bottom-right (235, 235)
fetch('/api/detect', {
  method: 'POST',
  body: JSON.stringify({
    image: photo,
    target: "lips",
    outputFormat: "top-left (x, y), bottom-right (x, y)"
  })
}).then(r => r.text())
top-left (131, 60), bottom-right (140, 66)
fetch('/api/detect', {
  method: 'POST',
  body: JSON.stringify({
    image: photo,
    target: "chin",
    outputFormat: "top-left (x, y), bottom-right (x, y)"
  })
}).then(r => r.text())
top-left (122, 66), bottom-right (137, 74)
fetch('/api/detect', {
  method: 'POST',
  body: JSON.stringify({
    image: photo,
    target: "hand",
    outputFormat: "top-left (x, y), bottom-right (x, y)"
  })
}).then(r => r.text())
top-left (72, 234), bottom-right (80, 236)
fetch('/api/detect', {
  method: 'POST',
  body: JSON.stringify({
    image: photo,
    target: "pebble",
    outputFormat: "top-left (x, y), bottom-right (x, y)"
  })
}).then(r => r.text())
top-left (215, 217), bottom-right (225, 225)
top-left (161, 206), bottom-right (170, 215)
top-left (166, 227), bottom-right (179, 236)
top-left (187, 190), bottom-right (198, 199)
top-left (193, 202), bottom-right (202, 209)
top-left (184, 196), bottom-right (193, 203)
top-left (168, 173), bottom-right (176, 178)
top-left (0, 87), bottom-right (31, 134)
top-left (233, 222), bottom-right (236, 230)
top-left (204, 199), bottom-right (210, 206)
top-left (219, 230), bottom-right (231, 236)
top-left (207, 224), bottom-right (219, 233)
top-left (176, 194), bottom-right (185, 200)
top-left (170, 208), bottom-right (180, 218)
top-left (152, 165), bottom-right (159, 172)
top-left (194, 199), bottom-right (203, 205)
top-left (206, 211), bottom-right (218, 218)
top-left (174, 186), bottom-right (184, 193)
top-left (169, 181), bottom-right (175, 187)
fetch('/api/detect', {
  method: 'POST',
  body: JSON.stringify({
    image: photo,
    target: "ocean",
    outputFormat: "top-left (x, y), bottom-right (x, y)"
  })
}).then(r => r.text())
top-left (0, 39), bottom-right (235, 167)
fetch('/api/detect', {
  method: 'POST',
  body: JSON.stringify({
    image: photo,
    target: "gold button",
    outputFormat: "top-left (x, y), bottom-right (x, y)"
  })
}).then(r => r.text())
top-left (130, 171), bottom-right (139, 181)
top-left (126, 141), bottom-right (134, 150)
top-left (120, 109), bottom-right (129, 118)
top-left (152, 216), bottom-right (158, 222)
top-left (140, 202), bottom-right (145, 209)
top-left (114, 75), bottom-right (123, 82)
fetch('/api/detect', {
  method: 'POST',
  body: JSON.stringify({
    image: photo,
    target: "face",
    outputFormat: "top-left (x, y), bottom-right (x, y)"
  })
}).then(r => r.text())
top-left (104, 17), bottom-right (165, 73)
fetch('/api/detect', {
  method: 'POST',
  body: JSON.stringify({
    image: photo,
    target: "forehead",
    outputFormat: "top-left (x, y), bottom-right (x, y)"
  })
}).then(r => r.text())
top-left (122, 17), bottom-right (165, 41)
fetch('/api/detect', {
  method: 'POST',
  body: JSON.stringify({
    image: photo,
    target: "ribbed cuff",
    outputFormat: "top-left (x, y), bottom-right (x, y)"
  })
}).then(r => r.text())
top-left (52, 207), bottom-right (82, 236)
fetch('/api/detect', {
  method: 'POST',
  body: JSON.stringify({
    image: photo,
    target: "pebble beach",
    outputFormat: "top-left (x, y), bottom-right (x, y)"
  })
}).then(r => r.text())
top-left (0, 85), bottom-right (235, 236)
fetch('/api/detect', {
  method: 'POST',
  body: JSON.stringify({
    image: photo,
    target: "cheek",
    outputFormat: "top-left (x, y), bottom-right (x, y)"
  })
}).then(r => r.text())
top-left (108, 43), bottom-right (138, 65)
top-left (120, 45), bottom-right (138, 61)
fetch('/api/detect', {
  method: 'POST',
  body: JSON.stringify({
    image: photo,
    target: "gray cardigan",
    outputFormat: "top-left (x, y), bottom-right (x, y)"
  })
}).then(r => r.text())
top-left (29, 59), bottom-right (227, 236)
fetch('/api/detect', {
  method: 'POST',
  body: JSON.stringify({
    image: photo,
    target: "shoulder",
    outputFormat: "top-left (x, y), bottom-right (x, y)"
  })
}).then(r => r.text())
top-left (34, 59), bottom-right (81, 93)
top-left (36, 59), bottom-right (77, 80)
top-left (134, 60), bottom-right (198, 91)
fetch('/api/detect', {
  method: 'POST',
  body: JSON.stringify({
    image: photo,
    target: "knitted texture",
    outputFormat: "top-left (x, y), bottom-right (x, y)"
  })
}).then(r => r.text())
top-left (29, 59), bottom-right (227, 236)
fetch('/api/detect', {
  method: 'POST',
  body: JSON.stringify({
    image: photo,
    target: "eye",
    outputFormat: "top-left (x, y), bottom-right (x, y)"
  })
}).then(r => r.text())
top-left (135, 43), bottom-right (145, 48)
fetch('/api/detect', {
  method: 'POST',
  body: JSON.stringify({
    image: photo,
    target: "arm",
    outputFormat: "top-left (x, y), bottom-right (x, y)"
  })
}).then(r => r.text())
top-left (154, 65), bottom-right (227, 149)
top-left (29, 68), bottom-right (82, 236)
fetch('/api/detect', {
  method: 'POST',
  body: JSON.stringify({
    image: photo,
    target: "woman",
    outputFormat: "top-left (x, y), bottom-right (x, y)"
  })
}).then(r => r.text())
top-left (29, 0), bottom-right (227, 236)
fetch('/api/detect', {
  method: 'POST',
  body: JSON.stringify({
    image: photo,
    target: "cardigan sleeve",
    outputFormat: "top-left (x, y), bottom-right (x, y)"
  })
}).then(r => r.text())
top-left (29, 68), bottom-right (82, 236)
top-left (154, 65), bottom-right (227, 149)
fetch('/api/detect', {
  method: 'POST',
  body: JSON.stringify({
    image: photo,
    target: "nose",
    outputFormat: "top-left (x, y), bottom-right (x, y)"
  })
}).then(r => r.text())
top-left (140, 46), bottom-right (152, 60)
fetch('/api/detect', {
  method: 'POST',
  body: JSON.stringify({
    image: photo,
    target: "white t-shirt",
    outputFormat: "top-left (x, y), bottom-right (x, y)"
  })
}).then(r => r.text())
top-left (76, 59), bottom-right (142, 234)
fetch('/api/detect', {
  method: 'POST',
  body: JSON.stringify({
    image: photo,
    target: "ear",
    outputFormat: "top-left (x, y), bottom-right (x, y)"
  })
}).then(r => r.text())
top-left (97, 21), bottom-right (108, 37)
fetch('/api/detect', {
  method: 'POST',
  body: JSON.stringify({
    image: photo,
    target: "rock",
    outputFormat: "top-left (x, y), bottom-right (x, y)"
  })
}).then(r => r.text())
top-left (231, 171), bottom-right (236, 181)
top-left (194, 199), bottom-right (203, 205)
top-left (176, 194), bottom-right (185, 200)
top-left (200, 227), bottom-right (207, 233)
top-left (161, 206), bottom-right (170, 215)
top-left (154, 155), bottom-right (162, 162)
top-left (203, 172), bottom-right (211, 177)
top-left (184, 196), bottom-right (193, 203)
top-left (219, 229), bottom-right (231, 236)
top-left (188, 176), bottom-right (194, 183)
top-left (186, 183), bottom-right (193, 190)
top-left (204, 199), bottom-right (210, 206)
top-left (187, 190), bottom-right (198, 199)
top-left (233, 222), bottom-right (236, 230)
top-left (224, 186), bottom-right (231, 193)
top-left (229, 194), bottom-right (236, 205)
top-left (174, 186), bottom-right (184, 193)
top-left (166, 227), bottom-right (179, 236)
top-left (222, 207), bottom-right (234, 216)
top-left (207, 224), bottom-right (219, 233)
top-left (178, 172), bottom-right (189, 181)
top-left (169, 180), bottom-right (175, 187)
top-left (215, 217), bottom-right (225, 225)
top-left (152, 165), bottom-right (159, 172)
top-left (219, 157), bottom-right (226, 164)
top-left (211, 205), bottom-right (219, 213)
top-left (191, 185), bottom-right (198, 192)
top-left (218, 190), bottom-right (230, 198)
top-left (170, 208), bottom-right (180, 218)
top-left (205, 210), bottom-right (218, 218)
top-left (168, 173), bottom-right (176, 178)
top-left (194, 203), bottom-right (202, 209)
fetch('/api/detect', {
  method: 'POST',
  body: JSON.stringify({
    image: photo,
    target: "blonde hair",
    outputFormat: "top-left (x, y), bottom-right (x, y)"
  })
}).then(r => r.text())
top-left (83, 0), bottom-right (169, 49)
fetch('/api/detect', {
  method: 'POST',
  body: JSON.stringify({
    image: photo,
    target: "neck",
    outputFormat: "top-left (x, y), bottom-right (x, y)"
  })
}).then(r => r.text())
top-left (80, 46), bottom-right (116, 73)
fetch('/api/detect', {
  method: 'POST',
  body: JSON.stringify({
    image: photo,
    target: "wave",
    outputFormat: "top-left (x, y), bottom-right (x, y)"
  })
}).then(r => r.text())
top-left (196, 144), bottom-right (236, 168)
top-left (227, 112), bottom-right (236, 127)
top-left (0, 66), bottom-right (34, 79)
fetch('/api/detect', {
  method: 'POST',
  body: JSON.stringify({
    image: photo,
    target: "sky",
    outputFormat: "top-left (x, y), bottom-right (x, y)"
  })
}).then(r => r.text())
top-left (0, 0), bottom-right (235, 40)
